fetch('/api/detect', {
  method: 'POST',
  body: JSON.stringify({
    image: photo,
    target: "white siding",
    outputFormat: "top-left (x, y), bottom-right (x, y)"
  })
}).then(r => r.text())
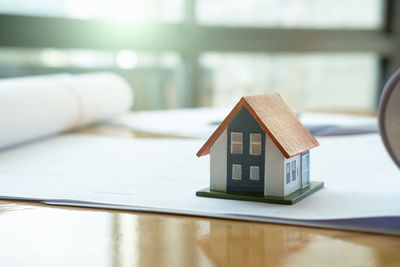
top-left (210, 129), bottom-right (227, 191)
top-left (265, 135), bottom-right (285, 197)
top-left (283, 154), bottom-right (301, 196)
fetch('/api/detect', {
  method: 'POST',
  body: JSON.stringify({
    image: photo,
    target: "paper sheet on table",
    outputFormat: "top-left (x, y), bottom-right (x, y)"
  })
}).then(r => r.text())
top-left (0, 134), bottom-right (399, 235)
top-left (113, 107), bottom-right (230, 138)
top-left (113, 108), bottom-right (378, 138)
top-left (0, 72), bottom-right (133, 150)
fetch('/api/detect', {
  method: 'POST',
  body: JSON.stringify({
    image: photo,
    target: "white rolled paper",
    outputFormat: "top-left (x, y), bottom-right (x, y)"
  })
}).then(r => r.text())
top-left (0, 72), bottom-right (134, 150)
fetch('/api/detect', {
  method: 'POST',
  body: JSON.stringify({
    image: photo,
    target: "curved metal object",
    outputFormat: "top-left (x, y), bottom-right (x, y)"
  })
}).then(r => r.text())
top-left (378, 68), bottom-right (400, 169)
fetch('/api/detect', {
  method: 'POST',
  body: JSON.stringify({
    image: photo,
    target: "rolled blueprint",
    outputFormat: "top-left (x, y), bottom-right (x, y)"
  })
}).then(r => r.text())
top-left (0, 72), bottom-right (133, 150)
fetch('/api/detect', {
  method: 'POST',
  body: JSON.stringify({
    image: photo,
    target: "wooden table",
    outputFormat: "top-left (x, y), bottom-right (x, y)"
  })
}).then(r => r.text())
top-left (1, 125), bottom-right (399, 267)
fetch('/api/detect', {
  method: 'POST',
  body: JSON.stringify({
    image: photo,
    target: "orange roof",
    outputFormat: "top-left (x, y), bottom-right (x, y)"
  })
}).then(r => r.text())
top-left (196, 93), bottom-right (319, 158)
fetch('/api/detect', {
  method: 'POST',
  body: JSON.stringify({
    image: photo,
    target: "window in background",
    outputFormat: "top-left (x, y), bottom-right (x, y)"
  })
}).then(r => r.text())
top-left (0, 0), bottom-right (388, 112)
top-left (197, 0), bottom-right (383, 29)
top-left (0, 48), bottom-right (182, 110)
top-left (199, 53), bottom-right (379, 112)
top-left (0, 0), bottom-right (184, 22)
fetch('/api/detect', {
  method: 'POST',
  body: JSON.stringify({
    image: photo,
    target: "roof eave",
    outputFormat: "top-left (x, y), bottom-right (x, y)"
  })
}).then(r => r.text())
top-left (284, 142), bottom-right (320, 158)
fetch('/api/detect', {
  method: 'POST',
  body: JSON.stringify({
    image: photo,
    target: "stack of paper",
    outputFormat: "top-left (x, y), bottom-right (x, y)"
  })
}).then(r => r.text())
top-left (0, 133), bottom-right (398, 235)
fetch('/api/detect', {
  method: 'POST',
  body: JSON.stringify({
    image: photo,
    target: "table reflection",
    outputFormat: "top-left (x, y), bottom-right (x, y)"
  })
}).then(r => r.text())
top-left (197, 221), bottom-right (380, 267)
top-left (0, 201), bottom-right (399, 267)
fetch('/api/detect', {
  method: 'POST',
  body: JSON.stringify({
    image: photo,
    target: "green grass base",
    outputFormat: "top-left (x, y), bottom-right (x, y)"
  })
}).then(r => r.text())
top-left (196, 181), bottom-right (324, 205)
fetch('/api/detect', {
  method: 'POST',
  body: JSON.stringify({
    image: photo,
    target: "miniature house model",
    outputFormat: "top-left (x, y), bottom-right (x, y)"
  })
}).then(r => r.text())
top-left (196, 93), bottom-right (323, 204)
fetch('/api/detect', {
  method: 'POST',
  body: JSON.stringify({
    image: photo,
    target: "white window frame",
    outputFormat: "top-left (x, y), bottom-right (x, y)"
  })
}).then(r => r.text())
top-left (230, 132), bottom-right (243, 154)
top-left (286, 162), bottom-right (290, 184)
top-left (249, 133), bottom-right (262, 155)
top-left (232, 164), bottom-right (242, 180)
top-left (292, 161), bottom-right (296, 181)
top-left (250, 166), bottom-right (260, 181)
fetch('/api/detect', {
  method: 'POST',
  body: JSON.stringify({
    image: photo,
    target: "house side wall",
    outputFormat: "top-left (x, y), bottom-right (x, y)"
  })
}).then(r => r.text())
top-left (210, 128), bottom-right (227, 191)
top-left (283, 154), bottom-right (301, 196)
top-left (265, 135), bottom-right (285, 197)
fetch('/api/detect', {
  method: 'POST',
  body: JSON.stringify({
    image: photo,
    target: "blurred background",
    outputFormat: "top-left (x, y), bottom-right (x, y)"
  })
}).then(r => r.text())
top-left (0, 0), bottom-right (398, 113)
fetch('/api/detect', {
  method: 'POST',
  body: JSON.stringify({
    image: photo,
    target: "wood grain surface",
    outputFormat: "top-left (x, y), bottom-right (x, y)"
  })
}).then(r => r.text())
top-left (0, 200), bottom-right (399, 267)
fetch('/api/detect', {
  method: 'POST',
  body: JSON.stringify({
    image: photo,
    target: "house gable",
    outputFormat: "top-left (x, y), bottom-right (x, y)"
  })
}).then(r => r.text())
top-left (226, 107), bottom-right (265, 195)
